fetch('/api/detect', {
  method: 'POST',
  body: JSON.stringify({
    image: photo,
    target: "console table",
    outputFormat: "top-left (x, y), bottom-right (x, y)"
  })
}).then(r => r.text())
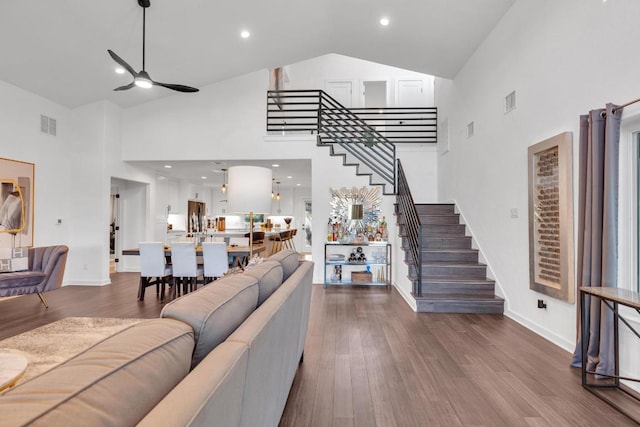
top-left (580, 286), bottom-right (640, 422)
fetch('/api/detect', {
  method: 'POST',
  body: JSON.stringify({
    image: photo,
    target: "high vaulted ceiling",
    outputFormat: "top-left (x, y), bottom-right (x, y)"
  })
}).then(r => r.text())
top-left (0, 0), bottom-right (515, 109)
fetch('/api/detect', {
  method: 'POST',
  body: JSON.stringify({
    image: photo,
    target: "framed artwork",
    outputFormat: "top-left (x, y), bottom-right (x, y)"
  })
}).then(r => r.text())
top-left (527, 132), bottom-right (574, 303)
top-left (0, 158), bottom-right (34, 248)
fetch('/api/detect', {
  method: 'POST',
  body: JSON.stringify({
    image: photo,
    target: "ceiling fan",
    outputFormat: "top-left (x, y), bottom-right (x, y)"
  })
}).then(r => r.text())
top-left (107, 0), bottom-right (199, 93)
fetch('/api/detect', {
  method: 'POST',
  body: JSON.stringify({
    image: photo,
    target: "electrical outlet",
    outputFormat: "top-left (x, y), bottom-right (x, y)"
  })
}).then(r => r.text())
top-left (510, 208), bottom-right (519, 219)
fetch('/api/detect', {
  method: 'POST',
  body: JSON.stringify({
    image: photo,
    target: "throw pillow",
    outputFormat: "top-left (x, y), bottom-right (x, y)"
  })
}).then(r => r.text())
top-left (0, 247), bottom-right (29, 273)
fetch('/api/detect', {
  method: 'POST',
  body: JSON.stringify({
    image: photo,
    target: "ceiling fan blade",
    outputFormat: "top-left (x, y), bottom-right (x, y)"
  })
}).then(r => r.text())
top-left (107, 49), bottom-right (137, 77)
top-left (114, 82), bottom-right (136, 91)
top-left (153, 81), bottom-right (199, 93)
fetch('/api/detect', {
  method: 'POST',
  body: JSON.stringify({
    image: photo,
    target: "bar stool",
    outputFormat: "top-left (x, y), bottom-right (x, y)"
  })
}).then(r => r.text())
top-left (170, 242), bottom-right (204, 298)
top-left (288, 229), bottom-right (297, 251)
top-left (268, 232), bottom-right (284, 255)
top-left (138, 242), bottom-right (172, 300)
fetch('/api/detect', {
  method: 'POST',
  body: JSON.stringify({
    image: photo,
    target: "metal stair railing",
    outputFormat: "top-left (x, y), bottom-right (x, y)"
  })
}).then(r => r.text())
top-left (267, 89), bottom-right (397, 194)
top-left (348, 107), bottom-right (437, 144)
top-left (266, 90), bottom-right (437, 144)
top-left (397, 159), bottom-right (423, 296)
top-left (318, 91), bottom-right (396, 194)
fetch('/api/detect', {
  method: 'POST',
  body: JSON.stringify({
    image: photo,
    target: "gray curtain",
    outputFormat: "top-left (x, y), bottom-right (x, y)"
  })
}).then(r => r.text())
top-left (570, 104), bottom-right (620, 377)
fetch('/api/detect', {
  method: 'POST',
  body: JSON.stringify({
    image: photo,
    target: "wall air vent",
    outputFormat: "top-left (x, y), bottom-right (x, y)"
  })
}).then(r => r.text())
top-left (466, 121), bottom-right (474, 139)
top-left (505, 90), bottom-right (516, 114)
top-left (40, 115), bottom-right (57, 136)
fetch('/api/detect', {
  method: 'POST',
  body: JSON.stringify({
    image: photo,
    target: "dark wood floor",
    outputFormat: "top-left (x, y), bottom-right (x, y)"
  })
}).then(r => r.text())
top-left (0, 273), bottom-right (636, 426)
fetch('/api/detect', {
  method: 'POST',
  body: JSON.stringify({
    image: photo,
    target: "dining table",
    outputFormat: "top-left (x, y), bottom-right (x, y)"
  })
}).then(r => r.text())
top-left (122, 243), bottom-right (266, 268)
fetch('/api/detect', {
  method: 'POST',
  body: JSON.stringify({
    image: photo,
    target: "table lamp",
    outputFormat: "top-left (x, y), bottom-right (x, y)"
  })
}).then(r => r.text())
top-left (227, 166), bottom-right (272, 258)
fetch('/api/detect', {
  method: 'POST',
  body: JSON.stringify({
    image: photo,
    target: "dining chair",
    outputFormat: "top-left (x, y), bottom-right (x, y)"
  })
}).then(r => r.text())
top-left (202, 242), bottom-right (229, 282)
top-left (170, 242), bottom-right (204, 298)
top-left (138, 242), bottom-right (172, 301)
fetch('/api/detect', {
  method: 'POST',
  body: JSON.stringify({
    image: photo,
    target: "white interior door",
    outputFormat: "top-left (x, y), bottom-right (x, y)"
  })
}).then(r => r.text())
top-left (396, 79), bottom-right (428, 107)
top-left (363, 80), bottom-right (387, 108)
top-left (363, 80), bottom-right (388, 135)
top-left (301, 199), bottom-right (312, 252)
top-left (324, 80), bottom-right (354, 108)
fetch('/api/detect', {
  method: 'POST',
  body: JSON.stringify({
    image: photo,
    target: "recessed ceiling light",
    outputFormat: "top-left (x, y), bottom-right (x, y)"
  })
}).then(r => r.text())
top-left (287, 176), bottom-right (293, 179)
top-left (164, 165), bottom-right (172, 169)
top-left (272, 164), bottom-right (280, 167)
top-left (379, 17), bottom-right (389, 26)
top-left (240, 30), bottom-right (251, 39)
top-left (115, 67), bottom-right (126, 74)
top-left (296, 183), bottom-right (301, 186)
top-left (201, 176), bottom-right (207, 180)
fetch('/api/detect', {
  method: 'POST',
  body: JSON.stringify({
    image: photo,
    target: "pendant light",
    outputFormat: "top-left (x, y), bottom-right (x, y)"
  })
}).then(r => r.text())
top-left (220, 169), bottom-right (227, 194)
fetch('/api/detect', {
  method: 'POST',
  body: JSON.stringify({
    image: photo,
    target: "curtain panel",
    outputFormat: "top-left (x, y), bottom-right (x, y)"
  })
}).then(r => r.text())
top-left (570, 104), bottom-right (620, 377)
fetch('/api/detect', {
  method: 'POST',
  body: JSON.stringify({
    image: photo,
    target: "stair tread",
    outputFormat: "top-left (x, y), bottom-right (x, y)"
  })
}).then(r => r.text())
top-left (414, 294), bottom-right (504, 301)
top-left (422, 249), bottom-right (478, 253)
top-left (422, 261), bottom-right (485, 266)
top-left (421, 276), bottom-right (495, 283)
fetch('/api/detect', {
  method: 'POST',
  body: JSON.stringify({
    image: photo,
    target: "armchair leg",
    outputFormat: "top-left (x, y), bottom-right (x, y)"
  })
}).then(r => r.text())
top-left (37, 292), bottom-right (49, 309)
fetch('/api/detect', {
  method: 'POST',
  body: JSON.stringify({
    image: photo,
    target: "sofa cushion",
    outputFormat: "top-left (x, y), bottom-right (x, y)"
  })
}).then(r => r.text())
top-left (243, 260), bottom-right (283, 306)
top-left (0, 318), bottom-right (194, 427)
top-left (161, 274), bottom-right (259, 368)
top-left (267, 249), bottom-right (299, 281)
top-left (137, 342), bottom-right (249, 427)
top-left (0, 271), bottom-right (44, 288)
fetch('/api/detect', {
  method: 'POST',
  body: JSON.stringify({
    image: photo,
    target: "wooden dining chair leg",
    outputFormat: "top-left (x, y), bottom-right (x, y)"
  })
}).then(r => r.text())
top-left (138, 277), bottom-right (147, 300)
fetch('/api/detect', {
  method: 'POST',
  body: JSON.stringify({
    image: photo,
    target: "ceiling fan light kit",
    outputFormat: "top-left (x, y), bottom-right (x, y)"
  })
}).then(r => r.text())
top-left (108, 0), bottom-right (198, 93)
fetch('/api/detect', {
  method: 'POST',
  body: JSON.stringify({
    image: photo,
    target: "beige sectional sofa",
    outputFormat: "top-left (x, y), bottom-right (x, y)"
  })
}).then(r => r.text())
top-left (0, 250), bottom-right (313, 427)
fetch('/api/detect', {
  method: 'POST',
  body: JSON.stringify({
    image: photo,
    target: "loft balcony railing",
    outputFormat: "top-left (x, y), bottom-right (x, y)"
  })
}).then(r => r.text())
top-left (266, 90), bottom-right (437, 144)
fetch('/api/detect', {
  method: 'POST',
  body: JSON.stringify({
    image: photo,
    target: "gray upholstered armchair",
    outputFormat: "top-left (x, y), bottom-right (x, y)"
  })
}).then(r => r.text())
top-left (0, 245), bottom-right (69, 307)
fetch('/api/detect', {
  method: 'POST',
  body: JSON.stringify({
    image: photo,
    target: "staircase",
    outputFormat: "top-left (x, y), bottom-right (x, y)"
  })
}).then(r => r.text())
top-left (267, 90), bottom-right (504, 314)
top-left (403, 204), bottom-right (504, 313)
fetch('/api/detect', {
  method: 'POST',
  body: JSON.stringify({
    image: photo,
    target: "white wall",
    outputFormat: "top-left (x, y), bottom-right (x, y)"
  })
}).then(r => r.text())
top-left (0, 80), bottom-right (72, 269)
top-left (436, 0), bottom-right (640, 352)
top-left (286, 53), bottom-right (435, 108)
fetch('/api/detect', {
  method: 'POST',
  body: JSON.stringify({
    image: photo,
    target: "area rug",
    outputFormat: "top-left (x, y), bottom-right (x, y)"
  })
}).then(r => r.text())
top-left (0, 317), bottom-right (143, 383)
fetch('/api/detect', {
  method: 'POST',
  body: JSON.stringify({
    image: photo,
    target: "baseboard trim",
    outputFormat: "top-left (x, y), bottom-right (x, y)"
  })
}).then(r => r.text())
top-left (394, 282), bottom-right (418, 312)
top-left (63, 280), bottom-right (111, 287)
top-left (504, 308), bottom-right (574, 353)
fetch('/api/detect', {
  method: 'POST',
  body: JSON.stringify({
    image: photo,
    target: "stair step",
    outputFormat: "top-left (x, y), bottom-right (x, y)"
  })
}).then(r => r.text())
top-left (414, 295), bottom-right (504, 314)
top-left (421, 249), bottom-right (479, 263)
top-left (397, 223), bottom-right (466, 237)
top-left (419, 214), bottom-right (461, 224)
top-left (415, 204), bottom-right (455, 215)
top-left (420, 263), bottom-right (487, 278)
top-left (422, 224), bottom-right (467, 236)
top-left (422, 236), bottom-right (472, 249)
top-left (420, 280), bottom-right (496, 297)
